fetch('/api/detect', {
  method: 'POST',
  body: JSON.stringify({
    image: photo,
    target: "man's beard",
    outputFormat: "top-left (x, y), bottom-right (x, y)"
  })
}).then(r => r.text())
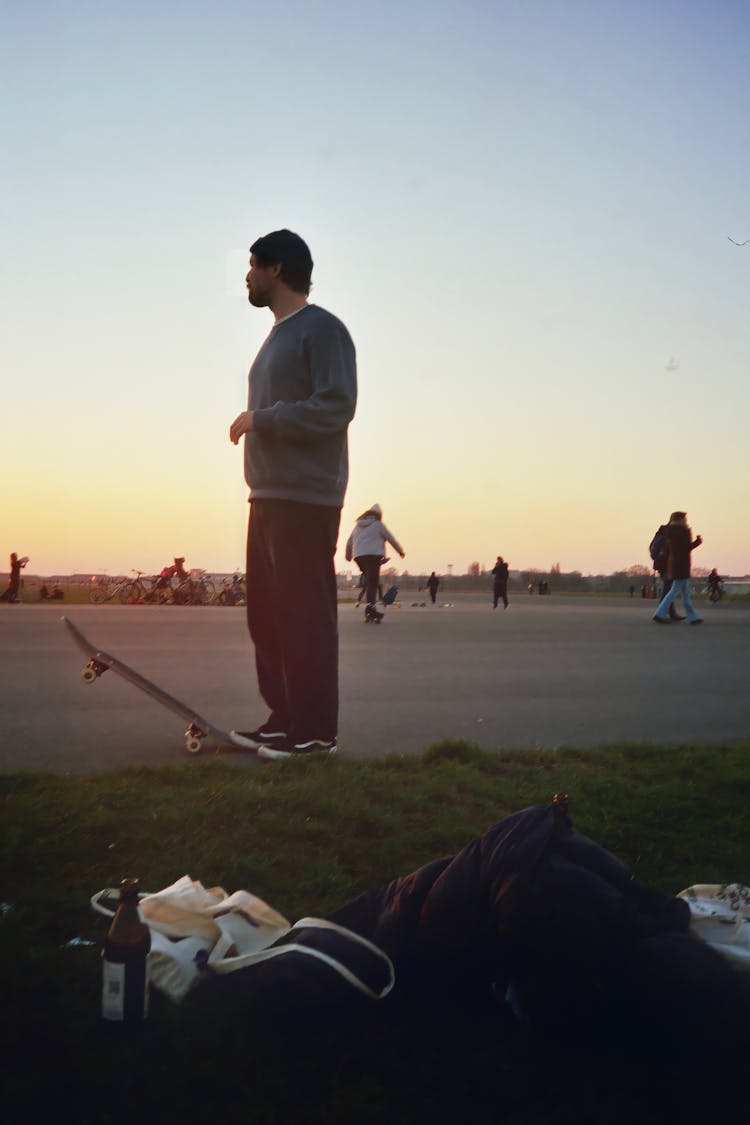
top-left (247, 288), bottom-right (270, 308)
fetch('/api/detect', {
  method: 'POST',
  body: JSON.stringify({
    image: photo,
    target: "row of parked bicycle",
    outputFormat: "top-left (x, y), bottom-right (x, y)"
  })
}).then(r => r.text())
top-left (88, 567), bottom-right (246, 607)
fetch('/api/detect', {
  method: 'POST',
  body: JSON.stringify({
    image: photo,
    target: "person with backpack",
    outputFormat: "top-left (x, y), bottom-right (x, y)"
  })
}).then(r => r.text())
top-left (649, 522), bottom-right (684, 621)
top-left (652, 512), bottom-right (704, 625)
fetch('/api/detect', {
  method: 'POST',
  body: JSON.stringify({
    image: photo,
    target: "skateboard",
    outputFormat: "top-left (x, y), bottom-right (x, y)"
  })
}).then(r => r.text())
top-left (61, 616), bottom-right (243, 755)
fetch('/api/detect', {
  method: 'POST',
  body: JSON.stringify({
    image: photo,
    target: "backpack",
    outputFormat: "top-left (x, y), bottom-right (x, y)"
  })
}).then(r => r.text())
top-left (649, 526), bottom-right (666, 565)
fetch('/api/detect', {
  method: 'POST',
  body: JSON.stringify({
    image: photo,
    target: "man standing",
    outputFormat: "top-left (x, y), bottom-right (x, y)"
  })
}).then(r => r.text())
top-left (492, 556), bottom-right (509, 609)
top-left (0, 553), bottom-right (28, 603)
top-left (426, 572), bottom-right (440, 604)
top-left (229, 230), bottom-right (357, 758)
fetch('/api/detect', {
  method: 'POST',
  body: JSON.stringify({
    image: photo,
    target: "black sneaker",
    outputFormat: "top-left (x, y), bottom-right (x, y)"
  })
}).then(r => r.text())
top-left (690, 618), bottom-right (704, 626)
top-left (229, 725), bottom-right (288, 751)
top-left (258, 738), bottom-right (337, 761)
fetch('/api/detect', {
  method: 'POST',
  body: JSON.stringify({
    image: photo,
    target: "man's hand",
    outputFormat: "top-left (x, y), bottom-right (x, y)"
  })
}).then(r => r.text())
top-left (230, 411), bottom-right (254, 445)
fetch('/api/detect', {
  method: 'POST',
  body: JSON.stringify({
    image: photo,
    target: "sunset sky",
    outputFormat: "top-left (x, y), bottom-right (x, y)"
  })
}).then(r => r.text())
top-left (3, 0), bottom-right (748, 578)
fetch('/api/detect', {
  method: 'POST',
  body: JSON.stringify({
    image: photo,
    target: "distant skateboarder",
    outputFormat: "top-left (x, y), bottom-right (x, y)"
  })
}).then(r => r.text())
top-left (491, 556), bottom-right (509, 609)
top-left (345, 504), bottom-right (405, 624)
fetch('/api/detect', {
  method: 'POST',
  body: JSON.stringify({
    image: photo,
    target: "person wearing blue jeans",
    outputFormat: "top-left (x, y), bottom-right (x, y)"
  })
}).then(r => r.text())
top-left (653, 512), bottom-right (703, 625)
top-left (649, 522), bottom-right (684, 621)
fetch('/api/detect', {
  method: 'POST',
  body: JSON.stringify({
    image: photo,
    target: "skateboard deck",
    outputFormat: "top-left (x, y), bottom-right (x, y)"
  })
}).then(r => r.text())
top-left (62, 616), bottom-right (247, 756)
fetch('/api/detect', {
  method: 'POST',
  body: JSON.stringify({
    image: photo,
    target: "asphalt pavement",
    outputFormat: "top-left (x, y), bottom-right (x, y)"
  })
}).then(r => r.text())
top-left (0, 596), bottom-right (747, 774)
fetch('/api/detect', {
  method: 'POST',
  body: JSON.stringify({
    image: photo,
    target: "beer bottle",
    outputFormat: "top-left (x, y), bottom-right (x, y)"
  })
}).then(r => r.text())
top-left (101, 877), bottom-right (151, 1022)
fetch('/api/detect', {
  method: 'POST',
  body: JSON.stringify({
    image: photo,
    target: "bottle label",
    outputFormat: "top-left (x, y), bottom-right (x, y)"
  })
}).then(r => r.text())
top-left (102, 960), bottom-right (127, 1021)
top-left (101, 957), bottom-right (150, 1022)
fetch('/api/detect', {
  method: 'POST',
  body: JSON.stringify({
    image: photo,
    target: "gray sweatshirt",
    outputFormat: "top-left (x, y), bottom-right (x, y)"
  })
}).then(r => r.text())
top-left (345, 515), bottom-right (404, 560)
top-left (244, 304), bottom-right (357, 507)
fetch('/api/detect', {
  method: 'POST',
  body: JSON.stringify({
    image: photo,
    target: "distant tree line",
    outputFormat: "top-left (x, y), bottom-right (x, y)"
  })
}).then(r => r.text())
top-left (341, 567), bottom-right (670, 594)
top-left (339, 561), bottom-right (730, 596)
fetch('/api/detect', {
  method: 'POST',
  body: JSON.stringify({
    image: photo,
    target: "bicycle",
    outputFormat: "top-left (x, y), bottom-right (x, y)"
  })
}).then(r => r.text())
top-left (173, 574), bottom-right (216, 606)
top-left (90, 571), bottom-right (154, 604)
top-left (119, 570), bottom-right (156, 604)
top-left (89, 575), bottom-right (130, 604)
top-left (88, 576), bottom-right (119, 603)
top-left (212, 575), bottom-right (246, 606)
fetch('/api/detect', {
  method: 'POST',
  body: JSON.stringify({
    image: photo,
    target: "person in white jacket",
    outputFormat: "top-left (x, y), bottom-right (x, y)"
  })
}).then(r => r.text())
top-left (345, 504), bottom-right (405, 622)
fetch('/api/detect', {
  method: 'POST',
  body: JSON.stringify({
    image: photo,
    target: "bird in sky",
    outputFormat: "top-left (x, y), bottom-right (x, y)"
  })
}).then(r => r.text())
top-left (727, 236), bottom-right (749, 246)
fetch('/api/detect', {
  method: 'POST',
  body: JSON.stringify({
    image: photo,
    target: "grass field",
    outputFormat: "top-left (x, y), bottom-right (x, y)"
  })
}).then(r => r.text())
top-left (2, 740), bottom-right (749, 1122)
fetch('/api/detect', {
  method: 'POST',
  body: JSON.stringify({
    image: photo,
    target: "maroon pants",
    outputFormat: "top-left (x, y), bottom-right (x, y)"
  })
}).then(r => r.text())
top-left (246, 499), bottom-right (341, 742)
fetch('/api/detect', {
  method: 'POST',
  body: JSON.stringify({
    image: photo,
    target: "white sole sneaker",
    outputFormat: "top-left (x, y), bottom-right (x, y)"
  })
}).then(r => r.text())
top-left (230, 729), bottom-right (287, 751)
top-left (258, 739), bottom-right (337, 761)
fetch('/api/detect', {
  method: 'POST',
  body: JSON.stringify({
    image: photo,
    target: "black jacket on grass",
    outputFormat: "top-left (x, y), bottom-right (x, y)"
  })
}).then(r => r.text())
top-left (331, 798), bottom-right (746, 1054)
top-left (189, 798), bottom-right (749, 1079)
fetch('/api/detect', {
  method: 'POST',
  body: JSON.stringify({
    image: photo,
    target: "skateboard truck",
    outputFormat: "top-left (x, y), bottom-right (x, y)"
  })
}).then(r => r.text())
top-left (184, 722), bottom-right (206, 754)
top-left (81, 658), bottom-right (206, 752)
top-left (81, 658), bottom-right (110, 684)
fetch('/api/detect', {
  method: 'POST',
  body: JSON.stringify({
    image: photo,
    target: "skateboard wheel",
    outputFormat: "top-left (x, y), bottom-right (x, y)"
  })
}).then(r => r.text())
top-left (185, 735), bottom-right (203, 753)
top-left (81, 667), bottom-right (98, 684)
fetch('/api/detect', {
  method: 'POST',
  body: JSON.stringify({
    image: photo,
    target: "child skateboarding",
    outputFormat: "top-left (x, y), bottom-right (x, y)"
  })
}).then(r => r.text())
top-left (345, 504), bottom-right (405, 624)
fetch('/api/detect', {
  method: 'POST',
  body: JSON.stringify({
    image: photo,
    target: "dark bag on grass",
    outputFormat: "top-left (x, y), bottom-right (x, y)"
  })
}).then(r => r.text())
top-left (186, 919), bottom-right (394, 1024)
top-left (330, 797), bottom-right (749, 1065)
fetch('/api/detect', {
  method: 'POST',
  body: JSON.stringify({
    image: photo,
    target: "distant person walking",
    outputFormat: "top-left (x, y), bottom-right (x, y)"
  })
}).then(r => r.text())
top-left (426, 572), bottom-right (440, 604)
top-left (228, 229), bottom-right (357, 758)
top-left (0, 553), bottom-right (28, 604)
top-left (649, 520), bottom-right (683, 621)
top-left (492, 556), bottom-right (510, 609)
top-left (345, 504), bottom-right (405, 623)
top-left (652, 512), bottom-right (703, 625)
